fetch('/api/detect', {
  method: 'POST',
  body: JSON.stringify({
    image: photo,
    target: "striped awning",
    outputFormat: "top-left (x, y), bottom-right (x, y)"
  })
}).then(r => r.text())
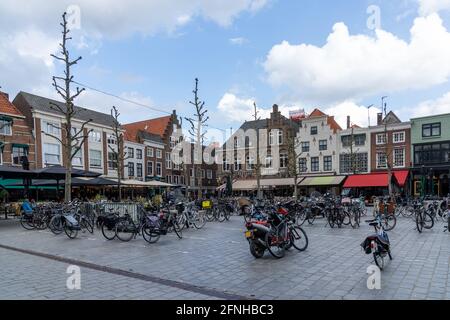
top-left (299, 176), bottom-right (346, 187)
top-left (232, 178), bottom-right (300, 190)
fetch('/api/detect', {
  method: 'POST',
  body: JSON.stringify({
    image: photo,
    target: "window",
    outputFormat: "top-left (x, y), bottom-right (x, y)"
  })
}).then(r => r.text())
top-left (156, 162), bottom-right (162, 176)
top-left (190, 168), bottom-right (194, 177)
top-left (43, 121), bottom-right (61, 137)
top-left (354, 134), bottom-right (366, 146)
top-left (422, 123), bottom-right (441, 138)
top-left (201, 169), bottom-right (205, 179)
top-left (223, 158), bottom-right (231, 171)
top-left (234, 157), bottom-right (243, 171)
top-left (319, 140), bottom-right (327, 151)
top-left (136, 149), bottom-right (142, 160)
top-left (166, 175), bottom-right (172, 184)
top-left (170, 136), bottom-right (176, 149)
top-left (278, 130), bottom-right (283, 145)
top-left (269, 131), bottom-right (275, 146)
top-left (107, 134), bottom-right (117, 145)
top-left (280, 153), bottom-right (288, 168)
top-left (207, 169), bottom-right (212, 179)
top-left (376, 133), bottom-right (387, 145)
top-left (376, 152), bottom-right (387, 169)
top-left (340, 153), bottom-right (368, 174)
top-left (128, 147), bottom-right (134, 159)
top-left (156, 149), bottom-right (162, 159)
top-left (89, 131), bottom-right (102, 143)
top-left (136, 163), bottom-right (143, 178)
top-left (147, 161), bottom-right (154, 176)
top-left (246, 156), bottom-right (255, 170)
top-left (322, 156), bottom-right (332, 172)
top-left (299, 158), bottom-right (307, 173)
top-left (311, 126), bottom-right (318, 135)
top-left (234, 136), bottom-right (240, 148)
top-left (12, 146), bottom-right (28, 165)
top-left (72, 149), bottom-right (83, 167)
top-left (393, 131), bottom-right (405, 143)
top-left (265, 156), bottom-right (273, 169)
top-left (301, 142), bottom-right (310, 153)
top-left (394, 148), bottom-right (405, 168)
top-left (173, 175), bottom-right (179, 185)
top-left (311, 157), bottom-right (319, 172)
top-left (415, 142), bottom-right (450, 165)
top-left (128, 162), bottom-right (135, 177)
top-left (43, 143), bottom-right (60, 165)
top-left (108, 152), bottom-right (118, 170)
top-left (89, 150), bottom-right (102, 168)
top-left (0, 119), bottom-right (12, 135)
top-left (147, 148), bottom-right (154, 157)
top-left (166, 152), bottom-right (172, 169)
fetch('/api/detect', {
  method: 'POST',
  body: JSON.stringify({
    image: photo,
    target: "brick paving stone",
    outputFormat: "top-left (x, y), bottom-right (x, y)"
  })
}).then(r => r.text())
top-left (1, 213), bottom-right (449, 300)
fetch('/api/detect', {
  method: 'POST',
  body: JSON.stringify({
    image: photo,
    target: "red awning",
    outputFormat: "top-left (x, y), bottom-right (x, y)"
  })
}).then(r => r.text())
top-left (393, 170), bottom-right (409, 187)
top-left (344, 171), bottom-right (410, 188)
top-left (343, 174), bottom-right (389, 188)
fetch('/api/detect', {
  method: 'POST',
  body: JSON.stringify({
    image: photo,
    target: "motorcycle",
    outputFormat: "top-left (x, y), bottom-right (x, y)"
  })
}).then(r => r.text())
top-left (245, 206), bottom-right (308, 259)
top-left (361, 216), bottom-right (393, 270)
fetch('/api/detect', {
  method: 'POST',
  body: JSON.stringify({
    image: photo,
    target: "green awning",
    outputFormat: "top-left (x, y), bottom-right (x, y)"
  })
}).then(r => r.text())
top-left (0, 179), bottom-right (56, 190)
top-left (0, 116), bottom-right (13, 122)
top-left (11, 144), bottom-right (29, 149)
top-left (299, 176), bottom-right (346, 186)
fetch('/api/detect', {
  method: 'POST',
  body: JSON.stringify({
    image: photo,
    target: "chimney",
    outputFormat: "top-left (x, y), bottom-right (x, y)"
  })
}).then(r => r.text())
top-left (273, 104), bottom-right (279, 113)
top-left (347, 116), bottom-right (351, 129)
top-left (377, 113), bottom-right (383, 126)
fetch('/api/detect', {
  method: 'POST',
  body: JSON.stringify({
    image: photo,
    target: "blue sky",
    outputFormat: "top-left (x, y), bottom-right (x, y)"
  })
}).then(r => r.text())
top-left (1, 0), bottom-right (450, 138)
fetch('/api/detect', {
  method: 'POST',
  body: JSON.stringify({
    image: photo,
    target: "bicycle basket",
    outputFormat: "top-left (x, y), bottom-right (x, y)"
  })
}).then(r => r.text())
top-left (202, 200), bottom-right (212, 209)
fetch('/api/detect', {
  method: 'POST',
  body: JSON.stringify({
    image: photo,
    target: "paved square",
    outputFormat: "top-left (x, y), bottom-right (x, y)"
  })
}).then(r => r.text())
top-left (0, 213), bottom-right (449, 300)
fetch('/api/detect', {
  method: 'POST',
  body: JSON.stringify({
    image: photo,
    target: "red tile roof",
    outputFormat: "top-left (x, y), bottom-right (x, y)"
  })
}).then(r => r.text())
top-left (308, 108), bottom-right (326, 118)
top-left (307, 108), bottom-right (342, 133)
top-left (0, 92), bottom-right (24, 117)
top-left (123, 115), bottom-right (172, 142)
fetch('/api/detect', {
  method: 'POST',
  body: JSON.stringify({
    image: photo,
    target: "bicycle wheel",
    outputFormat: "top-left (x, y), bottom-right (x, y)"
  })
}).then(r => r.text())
top-left (192, 212), bottom-right (206, 229)
top-left (217, 210), bottom-right (226, 223)
top-left (33, 214), bottom-right (47, 230)
top-left (177, 213), bottom-right (187, 231)
top-left (224, 210), bottom-right (231, 221)
top-left (382, 215), bottom-right (396, 231)
top-left (101, 221), bottom-right (116, 240)
top-left (328, 213), bottom-right (336, 228)
top-left (423, 212), bottom-right (434, 230)
top-left (20, 214), bottom-right (35, 230)
top-left (205, 209), bottom-right (215, 222)
top-left (373, 252), bottom-right (385, 270)
top-left (307, 213), bottom-right (316, 225)
top-left (265, 230), bottom-right (286, 259)
top-left (171, 220), bottom-right (183, 239)
top-left (297, 211), bottom-right (307, 226)
top-left (142, 225), bottom-right (161, 244)
top-left (49, 216), bottom-right (63, 235)
top-left (115, 220), bottom-right (135, 242)
top-left (289, 226), bottom-right (308, 251)
top-left (416, 212), bottom-right (424, 233)
top-left (342, 211), bottom-right (351, 226)
top-left (81, 218), bottom-right (94, 234)
top-left (64, 221), bottom-right (78, 239)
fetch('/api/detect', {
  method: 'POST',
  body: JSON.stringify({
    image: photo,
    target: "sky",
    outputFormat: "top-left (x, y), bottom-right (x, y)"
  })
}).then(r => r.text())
top-left (1, 0), bottom-right (450, 142)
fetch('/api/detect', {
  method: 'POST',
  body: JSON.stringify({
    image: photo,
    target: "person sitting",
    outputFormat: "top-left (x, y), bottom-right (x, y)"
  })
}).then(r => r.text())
top-left (21, 199), bottom-right (33, 215)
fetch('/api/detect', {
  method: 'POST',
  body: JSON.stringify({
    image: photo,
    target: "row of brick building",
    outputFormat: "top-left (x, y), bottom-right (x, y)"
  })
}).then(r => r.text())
top-left (0, 90), bottom-right (218, 197)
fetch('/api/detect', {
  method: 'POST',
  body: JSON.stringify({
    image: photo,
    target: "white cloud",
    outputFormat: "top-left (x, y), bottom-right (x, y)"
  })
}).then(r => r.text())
top-left (264, 14), bottom-right (450, 105)
top-left (404, 91), bottom-right (450, 117)
top-left (417, 0), bottom-right (450, 15)
top-left (229, 37), bottom-right (248, 45)
top-left (323, 101), bottom-right (382, 128)
top-left (217, 92), bottom-right (301, 123)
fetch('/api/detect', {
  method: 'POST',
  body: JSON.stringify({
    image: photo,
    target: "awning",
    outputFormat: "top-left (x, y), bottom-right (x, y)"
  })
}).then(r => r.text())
top-left (121, 179), bottom-right (174, 187)
top-left (393, 171), bottom-right (409, 187)
top-left (343, 171), bottom-right (410, 189)
top-left (299, 176), bottom-right (346, 187)
top-left (232, 178), bottom-right (299, 190)
top-left (344, 174), bottom-right (389, 188)
top-left (11, 143), bottom-right (29, 149)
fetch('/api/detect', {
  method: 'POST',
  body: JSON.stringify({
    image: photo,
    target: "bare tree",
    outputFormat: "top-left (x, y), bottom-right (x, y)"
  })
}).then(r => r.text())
top-left (185, 78), bottom-right (209, 200)
top-left (252, 102), bottom-right (263, 200)
top-left (108, 106), bottom-right (130, 201)
top-left (44, 12), bottom-right (92, 203)
top-left (286, 127), bottom-right (303, 199)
